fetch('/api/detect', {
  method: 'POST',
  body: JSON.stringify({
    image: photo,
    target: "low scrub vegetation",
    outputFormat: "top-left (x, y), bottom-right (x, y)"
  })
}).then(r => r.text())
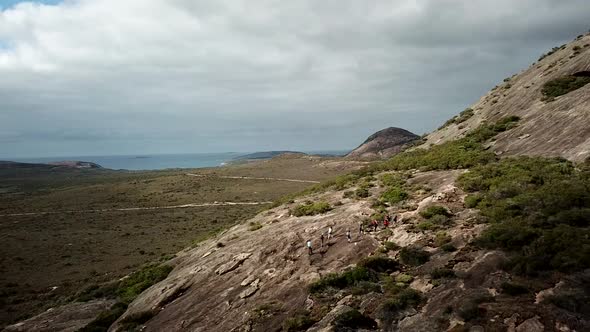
top-left (440, 108), bottom-right (475, 129)
top-left (541, 73), bottom-right (590, 101)
top-left (430, 268), bottom-right (456, 279)
top-left (500, 282), bottom-right (529, 296)
top-left (380, 186), bottom-right (409, 205)
top-left (309, 266), bottom-right (376, 294)
top-left (117, 264), bottom-right (174, 304)
top-left (283, 311), bottom-right (316, 332)
top-left (458, 157), bottom-right (590, 275)
top-left (420, 205), bottom-right (451, 219)
top-left (334, 309), bottom-right (377, 330)
top-left (80, 302), bottom-right (128, 332)
top-left (399, 247), bottom-right (430, 266)
top-left (291, 201), bottom-right (332, 217)
top-left (372, 117), bottom-right (519, 172)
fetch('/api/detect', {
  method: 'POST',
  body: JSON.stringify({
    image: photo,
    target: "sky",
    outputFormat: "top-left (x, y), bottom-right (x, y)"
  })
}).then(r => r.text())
top-left (0, 1), bottom-right (589, 158)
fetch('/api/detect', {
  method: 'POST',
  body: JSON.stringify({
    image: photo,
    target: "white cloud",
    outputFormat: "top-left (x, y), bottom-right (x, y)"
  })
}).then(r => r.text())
top-left (0, 0), bottom-right (589, 157)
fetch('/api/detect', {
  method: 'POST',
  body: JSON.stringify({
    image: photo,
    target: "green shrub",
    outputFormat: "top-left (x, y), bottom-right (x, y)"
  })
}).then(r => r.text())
top-left (355, 186), bottom-right (370, 198)
top-left (309, 266), bottom-right (376, 294)
top-left (119, 310), bottom-right (156, 330)
top-left (117, 264), bottom-right (173, 304)
top-left (464, 194), bottom-right (483, 208)
top-left (417, 221), bottom-right (435, 231)
top-left (382, 241), bottom-right (400, 252)
top-left (358, 256), bottom-right (399, 273)
top-left (455, 108), bottom-right (475, 124)
top-left (430, 214), bottom-right (451, 226)
top-left (434, 232), bottom-right (452, 247)
top-left (542, 74), bottom-right (590, 100)
top-left (500, 282), bottom-right (529, 296)
top-left (395, 274), bottom-right (414, 283)
top-left (399, 247), bottom-right (430, 266)
top-left (381, 288), bottom-right (423, 312)
top-left (458, 157), bottom-right (590, 275)
top-left (457, 302), bottom-right (484, 322)
top-left (351, 281), bottom-right (382, 295)
top-left (545, 291), bottom-right (590, 315)
top-left (441, 243), bottom-right (457, 252)
top-left (380, 187), bottom-right (409, 204)
top-left (77, 282), bottom-right (119, 302)
top-left (291, 201), bottom-right (332, 217)
top-left (283, 311), bottom-right (316, 332)
top-left (343, 191), bottom-right (354, 199)
top-left (430, 268), bottom-right (456, 279)
top-left (334, 309), bottom-right (377, 329)
top-left (248, 221), bottom-right (263, 231)
top-left (79, 302), bottom-right (128, 332)
top-left (420, 205), bottom-right (451, 219)
top-left (380, 173), bottom-right (407, 187)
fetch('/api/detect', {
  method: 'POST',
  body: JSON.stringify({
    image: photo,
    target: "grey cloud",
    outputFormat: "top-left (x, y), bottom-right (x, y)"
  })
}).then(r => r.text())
top-left (0, 0), bottom-right (589, 158)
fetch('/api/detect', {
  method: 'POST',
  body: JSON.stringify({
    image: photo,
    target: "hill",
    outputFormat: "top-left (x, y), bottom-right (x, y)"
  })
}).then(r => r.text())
top-left (4, 33), bottom-right (590, 332)
top-left (0, 160), bottom-right (102, 170)
top-left (233, 151), bottom-right (306, 161)
top-left (422, 34), bottom-right (590, 162)
top-left (347, 127), bottom-right (419, 159)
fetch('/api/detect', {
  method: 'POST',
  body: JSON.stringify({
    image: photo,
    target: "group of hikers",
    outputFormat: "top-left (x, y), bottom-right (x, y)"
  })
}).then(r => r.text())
top-left (306, 214), bottom-right (398, 255)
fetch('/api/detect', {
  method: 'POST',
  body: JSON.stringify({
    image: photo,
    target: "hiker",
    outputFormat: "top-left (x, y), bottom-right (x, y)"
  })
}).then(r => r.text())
top-left (306, 239), bottom-right (313, 255)
top-left (359, 222), bottom-right (364, 235)
top-left (383, 216), bottom-right (390, 228)
top-left (320, 233), bottom-right (325, 248)
top-left (392, 214), bottom-right (398, 224)
top-left (346, 229), bottom-right (351, 243)
top-left (372, 219), bottom-right (378, 232)
top-left (327, 226), bottom-right (333, 240)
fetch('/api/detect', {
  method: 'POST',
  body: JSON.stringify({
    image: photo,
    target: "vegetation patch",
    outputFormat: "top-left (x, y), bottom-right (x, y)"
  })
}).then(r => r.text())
top-left (380, 186), bottom-right (409, 205)
top-left (79, 302), bottom-right (128, 332)
top-left (358, 256), bottom-right (399, 273)
top-left (541, 73), bottom-right (590, 101)
top-left (248, 221), bottom-right (263, 231)
top-left (500, 282), bottom-right (529, 296)
top-left (458, 156), bottom-right (590, 275)
top-left (117, 264), bottom-right (173, 304)
top-left (430, 268), bottom-right (456, 279)
top-left (420, 205), bottom-right (451, 219)
top-left (291, 201), bottom-right (332, 217)
top-left (333, 309), bottom-right (377, 330)
top-left (283, 311), bottom-right (316, 332)
top-left (399, 247), bottom-right (430, 266)
top-left (309, 266), bottom-right (376, 294)
top-left (371, 117), bottom-right (520, 172)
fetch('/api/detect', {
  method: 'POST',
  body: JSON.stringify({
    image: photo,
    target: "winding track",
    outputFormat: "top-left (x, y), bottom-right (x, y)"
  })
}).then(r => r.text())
top-left (185, 173), bottom-right (321, 184)
top-left (0, 201), bottom-right (273, 217)
top-left (1, 173), bottom-right (318, 217)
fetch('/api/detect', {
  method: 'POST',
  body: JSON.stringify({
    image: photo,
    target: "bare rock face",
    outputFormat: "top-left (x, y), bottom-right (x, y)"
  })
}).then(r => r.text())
top-left (422, 34), bottom-right (590, 163)
top-left (347, 127), bottom-right (419, 159)
top-left (3, 299), bottom-right (115, 332)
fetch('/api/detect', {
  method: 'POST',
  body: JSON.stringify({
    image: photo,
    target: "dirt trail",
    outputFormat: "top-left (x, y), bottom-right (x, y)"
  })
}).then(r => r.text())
top-left (0, 201), bottom-right (273, 218)
top-left (185, 173), bottom-right (321, 184)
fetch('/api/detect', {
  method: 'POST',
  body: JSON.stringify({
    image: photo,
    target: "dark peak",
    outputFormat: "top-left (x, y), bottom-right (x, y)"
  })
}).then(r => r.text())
top-left (361, 127), bottom-right (419, 145)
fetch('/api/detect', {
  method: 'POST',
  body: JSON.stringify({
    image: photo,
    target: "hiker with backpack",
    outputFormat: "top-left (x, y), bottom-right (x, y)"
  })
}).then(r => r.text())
top-left (306, 239), bottom-right (313, 255)
top-left (320, 233), bottom-right (325, 248)
top-left (327, 226), bottom-right (333, 240)
top-left (346, 229), bottom-right (351, 243)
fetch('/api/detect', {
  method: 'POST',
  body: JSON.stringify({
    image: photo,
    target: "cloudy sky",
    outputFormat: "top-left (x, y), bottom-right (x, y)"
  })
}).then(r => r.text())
top-left (0, 0), bottom-right (588, 158)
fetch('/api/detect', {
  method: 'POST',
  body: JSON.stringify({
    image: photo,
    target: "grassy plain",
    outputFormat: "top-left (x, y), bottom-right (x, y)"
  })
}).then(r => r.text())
top-left (0, 155), bottom-right (360, 327)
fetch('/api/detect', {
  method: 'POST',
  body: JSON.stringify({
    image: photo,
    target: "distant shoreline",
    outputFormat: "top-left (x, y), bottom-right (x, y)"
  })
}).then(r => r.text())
top-left (5, 150), bottom-right (350, 171)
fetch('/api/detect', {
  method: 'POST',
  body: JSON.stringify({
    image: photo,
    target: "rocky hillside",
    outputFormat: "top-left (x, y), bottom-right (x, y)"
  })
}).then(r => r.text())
top-left (347, 128), bottom-right (419, 160)
top-left (422, 33), bottom-right (590, 162)
top-left (4, 34), bottom-right (590, 332)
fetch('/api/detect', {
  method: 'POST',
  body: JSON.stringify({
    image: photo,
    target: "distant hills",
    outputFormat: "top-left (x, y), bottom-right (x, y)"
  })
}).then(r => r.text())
top-left (0, 160), bottom-right (102, 170)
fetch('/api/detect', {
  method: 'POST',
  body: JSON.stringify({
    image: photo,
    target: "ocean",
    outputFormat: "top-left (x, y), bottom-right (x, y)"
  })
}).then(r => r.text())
top-left (11, 150), bottom-right (349, 171)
